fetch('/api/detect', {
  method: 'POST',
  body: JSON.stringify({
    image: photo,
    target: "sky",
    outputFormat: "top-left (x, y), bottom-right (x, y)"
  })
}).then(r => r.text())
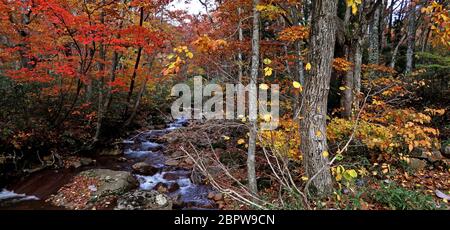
top-left (168, 0), bottom-right (207, 15)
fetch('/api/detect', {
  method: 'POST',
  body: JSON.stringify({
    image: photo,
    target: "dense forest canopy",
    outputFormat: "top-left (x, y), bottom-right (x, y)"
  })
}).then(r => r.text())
top-left (0, 0), bottom-right (449, 210)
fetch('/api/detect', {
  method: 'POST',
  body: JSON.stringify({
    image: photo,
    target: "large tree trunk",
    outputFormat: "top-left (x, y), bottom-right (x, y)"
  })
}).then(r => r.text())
top-left (300, 0), bottom-right (337, 196)
top-left (405, 4), bottom-right (416, 74)
top-left (247, 0), bottom-right (260, 196)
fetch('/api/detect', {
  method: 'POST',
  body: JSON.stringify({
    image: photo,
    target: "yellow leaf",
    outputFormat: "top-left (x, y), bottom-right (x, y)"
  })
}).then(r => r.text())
top-left (186, 52), bottom-right (194, 59)
top-left (259, 84), bottom-right (269, 90)
top-left (293, 81), bottom-right (302, 90)
top-left (305, 63), bottom-right (312, 71)
top-left (408, 143), bottom-right (414, 152)
top-left (322, 151), bottom-right (329, 158)
top-left (339, 86), bottom-right (346, 91)
top-left (315, 130), bottom-right (322, 138)
top-left (262, 114), bottom-right (272, 122)
top-left (237, 139), bottom-right (246, 145)
top-left (352, 4), bottom-right (358, 15)
top-left (264, 67), bottom-right (273, 77)
top-left (263, 58), bottom-right (272, 65)
top-left (222, 135), bottom-right (230, 141)
top-left (301, 176), bottom-right (309, 181)
top-left (347, 169), bottom-right (358, 178)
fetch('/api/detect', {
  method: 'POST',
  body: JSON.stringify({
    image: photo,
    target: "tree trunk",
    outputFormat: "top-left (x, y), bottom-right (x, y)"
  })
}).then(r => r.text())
top-left (238, 7), bottom-right (244, 83)
top-left (353, 38), bottom-right (363, 112)
top-left (300, 0), bottom-right (337, 196)
top-left (405, 4), bottom-right (416, 74)
top-left (247, 0), bottom-right (260, 196)
top-left (124, 7), bottom-right (144, 118)
top-left (341, 45), bottom-right (354, 119)
top-left (368, 2), bottom-right (380, 78)
top-left (390, 34), bottom-right (406, 69)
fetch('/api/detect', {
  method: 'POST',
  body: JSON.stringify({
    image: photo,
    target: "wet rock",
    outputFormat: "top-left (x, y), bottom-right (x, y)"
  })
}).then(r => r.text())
top-left (117, 157), bottom-right (127, 162)
top-left (132, 162), bottom-right (158, 176)
top-left (116, 190), bottom-right (172, 210)
top-left (165, 159), bottom-right (179, 166)
top-left (213, 193), bottom-right (223, 202)
top-left (408, 158), bottom-right (427, 171)
top-left (69, 161), bottom-right (82, 169)
top-left (99, 147), bottom-right (122, 156)
top-left (163, 173), bottom-right (182, 180)
top-left (155, 124), bottom-right (166, 130)
top-left (168, 183), bottom-right (180, 193)
top-left (80, 169), bottom-right (138, 199)
top-left (48, 169), bottom-right (137, 210)
top-left (80, 157), bottom-right (94, 166)
top-left (155, 182), bottom-right (168, 193)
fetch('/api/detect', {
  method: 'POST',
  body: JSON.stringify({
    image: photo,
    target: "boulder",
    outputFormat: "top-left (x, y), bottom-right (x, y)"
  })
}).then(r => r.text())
top-left (48, 169), bottom-right (138, 209)
top-left (410, 148), bottom-right (444, 163)
top-left (408, 158), bottom-right (427, 171)
top-left (80, 169), bottom-right (139, 199)
top-left (443, 145), bottom-right (450, 158)
top-left (115, 190), bottom-right (172, 210)
top-left (132, 162), bottom-right (158, 176)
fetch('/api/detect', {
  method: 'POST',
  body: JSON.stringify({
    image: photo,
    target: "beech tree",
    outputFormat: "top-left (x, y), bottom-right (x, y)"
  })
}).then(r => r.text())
top-left (299, 0), bottom-right (338, 196)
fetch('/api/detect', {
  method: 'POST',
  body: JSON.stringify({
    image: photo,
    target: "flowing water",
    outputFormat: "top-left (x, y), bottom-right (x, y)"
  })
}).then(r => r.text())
top-left (0, 118), bottom-right (215, 210)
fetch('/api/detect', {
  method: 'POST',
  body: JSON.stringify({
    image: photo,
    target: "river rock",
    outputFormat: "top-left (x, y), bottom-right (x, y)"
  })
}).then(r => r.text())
top-left (80, 157), bottom-right (94, 166)
top-left (80, 169), bottom-right (138, 198)
top-left (99, 147), bottom-right (122, 156)
top-left (132, 162), bottom-right (158, 176)
top-left (213, 193), bottom-right (224, 201)
top-left (48, 169), bottom-right (138, 209)
top-left (115, 190), bottom-right (172, 210)
top-left (165, 159), bottom-right (179, 166)
top-left (168, 183), bottom-right (180, 193)
top-left (155, 182), bottom-right (168, 193)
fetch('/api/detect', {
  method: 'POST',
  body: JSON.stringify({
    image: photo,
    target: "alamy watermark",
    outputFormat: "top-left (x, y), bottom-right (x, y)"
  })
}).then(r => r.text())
top-left (171, 76), bottom-right (280, 130)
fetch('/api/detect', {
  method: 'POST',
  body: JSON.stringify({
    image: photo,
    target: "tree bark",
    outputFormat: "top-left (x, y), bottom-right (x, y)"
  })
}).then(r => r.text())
top-left (124, 7), bottom-right (144, 118)
top-left (300, 0), bottom-right (337, 196)
top-left (238, 7), bottom-right (244, 83)
top-left (247, 0), bottom-right (260, 196)
top-left (368, 1), bottom-right (380, 78)
top-left (405, 4), bottom-right (416, 74)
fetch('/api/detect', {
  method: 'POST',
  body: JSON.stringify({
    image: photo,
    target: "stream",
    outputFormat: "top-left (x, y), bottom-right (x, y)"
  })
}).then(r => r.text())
top-left (0, 118), bottom-right (215, 210)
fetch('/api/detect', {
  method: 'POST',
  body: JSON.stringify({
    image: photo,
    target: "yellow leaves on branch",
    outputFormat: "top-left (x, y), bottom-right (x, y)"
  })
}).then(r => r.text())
top-left (346, 0), bottom-right (362, 15)
top-left (332, 165), bottom-right (358, 182)
top-left (256, 4), bottom-right (286, 20)
top-left (421, 1), bottom-right (450, 48)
